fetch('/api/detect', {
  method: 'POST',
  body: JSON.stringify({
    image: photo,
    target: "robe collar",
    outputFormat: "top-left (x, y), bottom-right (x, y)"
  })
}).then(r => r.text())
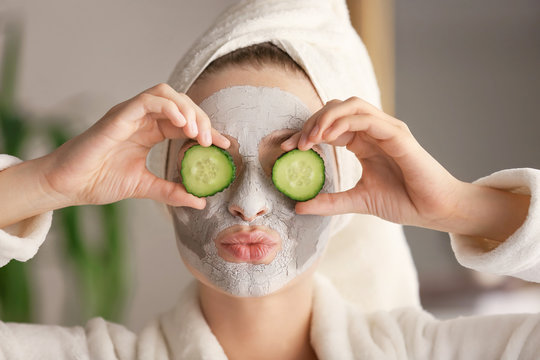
top-left (157, 272), bottom-right (355, 359)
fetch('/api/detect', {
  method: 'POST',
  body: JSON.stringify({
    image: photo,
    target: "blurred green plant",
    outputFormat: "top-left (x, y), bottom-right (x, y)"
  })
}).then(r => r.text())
top-left (0, 17), bottom-right (128, 323)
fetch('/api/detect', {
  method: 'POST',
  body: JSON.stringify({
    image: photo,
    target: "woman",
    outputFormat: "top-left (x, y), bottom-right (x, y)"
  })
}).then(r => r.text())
top-left (1, 0), bottom-right (539, 359)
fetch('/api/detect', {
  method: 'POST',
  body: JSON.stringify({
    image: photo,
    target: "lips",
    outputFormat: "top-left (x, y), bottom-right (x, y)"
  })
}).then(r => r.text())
top-left (215, 226), bottom-right (281, 264)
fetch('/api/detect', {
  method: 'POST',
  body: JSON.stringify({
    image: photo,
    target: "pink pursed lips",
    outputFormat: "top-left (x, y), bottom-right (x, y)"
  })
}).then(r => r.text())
top-left (215, 227), bottom-right (281, 264)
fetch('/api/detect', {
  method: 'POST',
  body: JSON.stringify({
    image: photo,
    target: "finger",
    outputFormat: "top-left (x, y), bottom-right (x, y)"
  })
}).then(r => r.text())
top-left (145, 83), bottom-right (199, 138)
top-left (135, 85), bottom-right (187, 128)
top-left (143, 174), bottom-right (206, 209)
top-left (308, 96), bottom-right (398, 148)
top-left (308, 98), bottom-right (369, 145)
top-left (295, 189), bottom-right (368, 216)
top-left (155, 118), bottom-right (189, 141)
top-left (281, 132), bottom-right (302, 151)
top-left (211, 128), bottom-right (231, 149)
top-left (323, 114), bottom-right (394, 141)
top-left (286, 99), bottom-right (350, 151)
top-left (325, 114), bottom-right (414, 158)
top-left (193, 106), bottom-right (213, 147)
top-left (120, 93), bottom-right (187, 139)
top-left (295, 100), bottom-right (347, 150)
top-left (296, 102), bottom-right (336, 150)
top-left (346, 132), bottom-right (384, 159)
top-left (146, 83), bottom-right (229, 148)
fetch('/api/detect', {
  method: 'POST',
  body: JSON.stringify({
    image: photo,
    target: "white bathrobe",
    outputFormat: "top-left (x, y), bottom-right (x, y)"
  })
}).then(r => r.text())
top-left (1, 154), bottom-right (540, 359)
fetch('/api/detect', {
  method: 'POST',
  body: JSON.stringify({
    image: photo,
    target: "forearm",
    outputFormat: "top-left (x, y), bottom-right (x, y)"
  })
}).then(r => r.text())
top-left (0, 155), bottom-right (70, 228)
top-left (428, 181), bottom-right (530, 243)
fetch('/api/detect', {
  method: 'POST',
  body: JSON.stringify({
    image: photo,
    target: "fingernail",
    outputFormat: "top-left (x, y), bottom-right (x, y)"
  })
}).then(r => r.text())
top-left (310, 125), bottom-right (319, 138)
top-left (282, 137), bottom-right (294, 147)
top-left (189, 121), bottom-right (198, 136)
top-left (197, 199), bottom-right (206, 210)
top-left (203, 131), bottom-right (212, 145)
top-left (221, 136), bottom-right (231, 148)
top-left (176, 110), bottom-right (186, 126)
top-left (299, 133), bottom-right (307, 148)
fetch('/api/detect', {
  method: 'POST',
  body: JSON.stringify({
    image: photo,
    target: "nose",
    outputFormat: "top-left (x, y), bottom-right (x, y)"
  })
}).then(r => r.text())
top-left (228, 204), bottom-right (268, 222)
top-left (227, 160), bottom-right (270, 222)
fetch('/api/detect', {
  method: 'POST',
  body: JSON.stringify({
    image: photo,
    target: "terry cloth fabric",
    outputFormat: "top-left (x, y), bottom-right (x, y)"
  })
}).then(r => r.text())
top-left (450, 168), bottom-right (540, 283)
top-left (146, 0), bottom-right (421, 311)
top-left (1, 272), bottom-right (540, 359)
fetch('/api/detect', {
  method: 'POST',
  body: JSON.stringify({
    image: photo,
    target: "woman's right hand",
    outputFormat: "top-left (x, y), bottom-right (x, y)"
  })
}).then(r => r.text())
top-left (39, 83), bottom-right (229, 209)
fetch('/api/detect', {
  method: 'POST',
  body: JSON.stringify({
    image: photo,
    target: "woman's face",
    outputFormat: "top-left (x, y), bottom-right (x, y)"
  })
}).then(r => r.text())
top-left (167, 65), bottom-right (337, 297)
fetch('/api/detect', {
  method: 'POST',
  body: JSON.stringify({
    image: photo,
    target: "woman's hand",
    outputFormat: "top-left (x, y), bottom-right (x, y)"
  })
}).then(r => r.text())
top-left (281, 97), bottom-right (530, 241)
top-left (41, 83), bottom-right (229, 209)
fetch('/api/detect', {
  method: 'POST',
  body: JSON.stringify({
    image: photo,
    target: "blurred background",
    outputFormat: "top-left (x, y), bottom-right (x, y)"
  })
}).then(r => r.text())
top-left (0, 0), bottom-right (539, 331)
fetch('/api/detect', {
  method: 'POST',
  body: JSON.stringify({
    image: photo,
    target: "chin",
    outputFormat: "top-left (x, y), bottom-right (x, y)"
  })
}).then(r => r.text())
top-left (180, 250), bottom-right (322, 298)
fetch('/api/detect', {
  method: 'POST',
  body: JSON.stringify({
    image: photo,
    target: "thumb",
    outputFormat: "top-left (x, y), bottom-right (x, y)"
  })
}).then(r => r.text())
top-left (142, 175), bottom-right (206, 209)
top-left (295, 188), bottom-right (368, 216)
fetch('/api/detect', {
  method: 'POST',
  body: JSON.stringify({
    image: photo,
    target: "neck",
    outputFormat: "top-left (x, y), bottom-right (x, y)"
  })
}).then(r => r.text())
top-left (198, 274), bottom-right (318, 360)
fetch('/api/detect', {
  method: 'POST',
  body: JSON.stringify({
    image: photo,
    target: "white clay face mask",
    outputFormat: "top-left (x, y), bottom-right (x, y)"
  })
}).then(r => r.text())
top-left (168, 86), bottom-right (336, 297)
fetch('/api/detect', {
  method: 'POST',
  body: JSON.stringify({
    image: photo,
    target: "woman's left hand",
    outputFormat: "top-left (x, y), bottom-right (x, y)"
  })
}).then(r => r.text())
top-left (281, 97), bottom-right (530, 241)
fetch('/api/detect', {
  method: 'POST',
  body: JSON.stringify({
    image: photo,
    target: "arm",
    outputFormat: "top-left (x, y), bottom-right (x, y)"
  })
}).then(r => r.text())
top-left (282, 96), bottom-right (536, 278)
top-left (0, 83), bottom-right (230, 266)
top-left (0, 155), bottom-right (65, 229)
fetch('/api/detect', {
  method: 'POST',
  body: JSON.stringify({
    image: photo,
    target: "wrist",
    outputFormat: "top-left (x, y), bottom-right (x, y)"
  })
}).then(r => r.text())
top-left (428, 181), bottom-right (530, 242)
top-left (0, 155), bottom-right (72, 228)
top-left (35, 153), bottom-right (76, 209)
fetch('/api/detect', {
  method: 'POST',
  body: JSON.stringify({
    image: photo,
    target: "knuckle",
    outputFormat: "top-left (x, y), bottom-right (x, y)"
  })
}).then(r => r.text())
top-left (136, 92), bottom-right (152, 104)
top-left (153, 82), bottom-right (172, 95)
top-left (318, 111), bottom-right (335, 126)
top-left (347, 96), bottom-right (370, 113)
top-left (165, 184), bottom-right (177, 201)
top-left (134, 93), bottom-right (153, 110)
top-left (176, 91), bottom-right (190, 101)
top-left (338, 117), bottom-right (353, 132)
top-left (396, 120), bottom-right (410, 133)
top-left (165, 98), bottom-right (177, 112)
top-left (105, 102), bottom-right (123, 116)
top-left (319, 105), bottom-right (343, 124)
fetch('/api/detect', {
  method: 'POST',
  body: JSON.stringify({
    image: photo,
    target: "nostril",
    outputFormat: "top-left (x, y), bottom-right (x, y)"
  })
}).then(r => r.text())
top-left (228, 205), bottom-right (243, 218)
top-left (228, 204), bottom-right (268, 222)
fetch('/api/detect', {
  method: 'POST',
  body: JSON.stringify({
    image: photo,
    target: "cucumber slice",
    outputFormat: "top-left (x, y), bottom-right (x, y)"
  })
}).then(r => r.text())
top-left (181, 145), bottom-right (236, 197)
top-left (272, 149), bottom-right (325, 201)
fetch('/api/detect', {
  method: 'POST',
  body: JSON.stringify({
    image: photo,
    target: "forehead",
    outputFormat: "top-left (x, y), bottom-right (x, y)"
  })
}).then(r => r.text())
top-left (199, 86), bottom-right (311, 142)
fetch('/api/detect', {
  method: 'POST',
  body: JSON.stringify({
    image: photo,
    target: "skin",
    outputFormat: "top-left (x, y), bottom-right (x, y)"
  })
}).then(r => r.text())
top-left (168, 86), bottom-right (336, 298)
top-left (0, 64), bottom-right (531, 360)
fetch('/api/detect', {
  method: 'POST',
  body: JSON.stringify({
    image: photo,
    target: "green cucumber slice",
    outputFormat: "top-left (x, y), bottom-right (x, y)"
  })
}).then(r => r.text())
top-left (181, 145), bottom-right (236, 197)
top-left (272, 149), bottom-right (325, 201)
